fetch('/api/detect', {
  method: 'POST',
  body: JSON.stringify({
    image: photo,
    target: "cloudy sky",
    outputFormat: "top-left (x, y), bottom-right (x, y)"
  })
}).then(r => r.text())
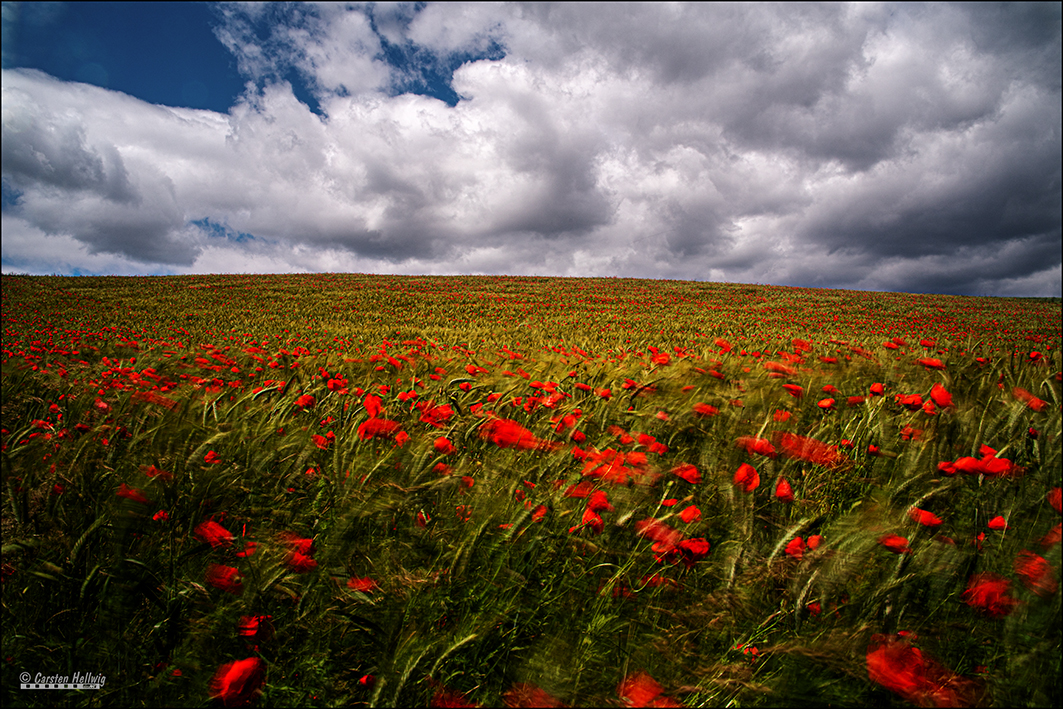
top-left (2, 2), bottom-right (1060, 296)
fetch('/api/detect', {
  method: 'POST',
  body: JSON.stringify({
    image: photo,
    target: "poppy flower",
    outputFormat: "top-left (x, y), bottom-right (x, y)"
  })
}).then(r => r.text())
top-left (870, 382), bottom-right (885, 396)
top-left (987, 516), bottom-right (1008, 531)
top-left (206, 564), bottom-right (244, 594)
top-left (635, 518), bottom-right (683, 556)
top-left (807, 535), bottom-right (823, 550)
top-left (196, 520), bottom-right (234, 548)
top-left (502, 682), bottom-right (565, 708)
top-left (531, 504), bottom-right (548, 522)
top-left (775, 478), bottom-right (795, 503)
top-left (1014, 551), bottom-right (1057, 596)
top-left (679, 505), bottom-right (701, 523)
top-left (480, 418), bottom-right (556, 452)
top-left (866, 634), bottom-right (978, 708)
top-left (588, 490), bottom-right (614, 513)
top-left (571, 507), bottom-right (604, 535)
top-left (358, 417), bottom-right (403, 441)
top-left (117, 483), bottom-right (150, 505)
top-left (671, 463), bottom-right (701, 484)
top-left (817, 397), bottom-right (835, 410)
top-left (140, 464), bottom-right (173, 481)
top-left (1048, 488), bottom-right (1062, 514)
top-left (773, 409), bottom-right (792, 422)
top-left (294, 394), bottom-right (315, 409)
top-left (364, 394), bottom-right (383, 418)
top-left (204, 450), bottom-right (222, 464)
top-left (880, 534), bottom-right (912, 554)
top-left (693, 402), bottom-right (718, 417)
top-left (929, 383), bottom-right (953, 408)
top-left (735, 436), bottom-right (777, 458)
top-left (347, 577), bottom-right (379, 593)
top-left (908, 508), bottom-right (942, 528)
top-left (773, 432), bottom-right (845, 468)
top-left (916, 358), bottom-right (945, 370)
top-left (733, 463), bottom-right (760, 493)
top-left (785, 537), bottom-right (806, 560)
top-left (1012, 387), bottom-right (1047, 412)
top-left (678, 537), bottom-right (710, 567)
top-left (1041, 523), bottom-right (1062, 549)
top-left (895, 394), bottom-right (924, 410)
top-left (963, 573), bottom-right (1019, 617)
top-left (210, 657), bottom-right (265, 707)
top-left (434, 437), bottom-right (456, 455)
top-left (617, 670), bottom-right (681, 708)
top-left (782, 383), bottom-right (804, 397)
top-left (286, 551), bottom-right (318, 573)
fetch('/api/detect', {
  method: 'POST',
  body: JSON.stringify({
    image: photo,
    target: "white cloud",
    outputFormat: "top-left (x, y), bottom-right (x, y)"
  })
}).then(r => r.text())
top-left (2, 3), bottom-right (1059, 296)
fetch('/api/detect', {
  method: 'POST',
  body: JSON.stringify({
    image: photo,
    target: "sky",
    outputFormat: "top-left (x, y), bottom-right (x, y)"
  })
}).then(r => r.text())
top-left (1, 2), bottom-right (1060, 297)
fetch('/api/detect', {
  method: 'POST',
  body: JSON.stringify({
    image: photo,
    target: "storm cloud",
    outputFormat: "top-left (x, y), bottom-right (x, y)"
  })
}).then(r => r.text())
top-left (2, 2), bottom-right (1060, 295)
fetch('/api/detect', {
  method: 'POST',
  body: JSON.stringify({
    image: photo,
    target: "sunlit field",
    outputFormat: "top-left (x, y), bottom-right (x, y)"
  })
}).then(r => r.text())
top-left (2, 273), bottom-right (1060, 708)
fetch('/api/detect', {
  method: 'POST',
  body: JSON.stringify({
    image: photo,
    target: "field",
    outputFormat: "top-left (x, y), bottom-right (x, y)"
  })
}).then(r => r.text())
top-left (2, 273), bottom-right (1060, 708)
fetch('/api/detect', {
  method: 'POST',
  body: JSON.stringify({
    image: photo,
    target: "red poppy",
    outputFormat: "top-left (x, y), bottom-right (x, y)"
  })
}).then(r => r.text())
top-left (1014, 551), bottom-right (1057, 596)
top-left (434, 437), bottom-right (456, 455)
top-left (929, 383), bottom-right (953, 408)
top-left (987, 516), bottom-right (1008, 531)
top-left (908, 508), bottom-right (943, 528)
top-left (1012, 387), bottom-right (1047, 412)
top-left (895, 394), bottom-right (924, 410)
top-left (817, 397), bottom-right (835, 410)
top-left (693, 402), bottom-right (719, 417)
top-left (237, 615), bottom-right (274, 643)
top-left (735, 436), bottom-right (777, 458)
top-left (588, 490), bottom-right (614, 513)
top-left (286, 551), bottom-right (317, 573)
top-left (1048, 487), bottom-right (1062, 514)
top-left (210, 657), bottom-right (266, 707)
top-left (916, 358), bottom-right (945, 370)
top-left (204, 450), bottom-right (222, 464)
top-left (364, 394), bottom-right (383, 418)
top-left (773, 409), bottom-right (792, 422)
top-left (1041, 523), bottom-right (1062, 548)
top-left (480, 418), bottom-right (557, 452)
top-left (140, 464), bottom-right (173, 481)
top-left (880, 535), bottom-right (912, 554)
top-left (782, 383), bottom-right (804, 398)
top-left (775, 478), bottom-right (795, 503)
top-left (617, 670), bottom-right (682, 707)
top-left (733, 463), bottom-right (759, 493)
top-left (196, 520), bottom-right (234, 548)
top-left (117, 483), bottom-right (150, 505)
top-left (773, 432), bottom-right (845, 468)
top-left (963, 573), bottom-right (1019, 617)
top-left (671, 463), bottom-right (701, 484)
top-left (870, 382), bottom-right (885, 396)
top-left (635, 518), bottom-right (683, 556)
top-left (866, 634), bottom-right (978, 707)
top-left (531, 504), bottom-right (548, 522)
top-left (571, 507), bottom-right (604, 535)
top-left (206, 564), bottom-right (244, 594)
top-left (785, 537), bottom-right (806, 560)
top-left (358, 417), bottom-right (403, 441)
top-left (502, 683), bottom-right (565, 708)
top-left (679, 505), bottom-right (701, 523)
top-left (294, 394), bottom-right (315, 409)
top-left (347, 576), bottom-right (379, 593)
top-left (807, 535), bottom-right (823, 550)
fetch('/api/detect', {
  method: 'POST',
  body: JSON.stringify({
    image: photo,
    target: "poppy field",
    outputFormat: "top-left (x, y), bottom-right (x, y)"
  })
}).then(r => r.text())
top-left (2, 273), bottom-right (1060, 708)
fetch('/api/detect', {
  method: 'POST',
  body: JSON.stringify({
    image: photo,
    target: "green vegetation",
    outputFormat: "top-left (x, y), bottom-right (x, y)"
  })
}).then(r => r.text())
top-left (2, 274), bottom-right (1060, 707)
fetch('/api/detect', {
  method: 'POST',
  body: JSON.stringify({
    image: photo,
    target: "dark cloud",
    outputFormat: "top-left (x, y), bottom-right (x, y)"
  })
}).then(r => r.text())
top-left (2, 3), bottom-right (1059, 295)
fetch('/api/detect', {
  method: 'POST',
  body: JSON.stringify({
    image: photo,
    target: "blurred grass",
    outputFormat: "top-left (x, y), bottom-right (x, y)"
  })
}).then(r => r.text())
top-left (1, 274), bottom-right (1060, 707)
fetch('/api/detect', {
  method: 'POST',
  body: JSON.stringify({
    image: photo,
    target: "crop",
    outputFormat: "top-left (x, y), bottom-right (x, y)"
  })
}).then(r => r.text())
top-left (2, 274), bottom-right (1060, 707)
